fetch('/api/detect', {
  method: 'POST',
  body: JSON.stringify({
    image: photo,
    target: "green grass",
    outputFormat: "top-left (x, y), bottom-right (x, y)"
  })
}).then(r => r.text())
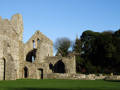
top-left (0, 79), bottom-right (120, 90)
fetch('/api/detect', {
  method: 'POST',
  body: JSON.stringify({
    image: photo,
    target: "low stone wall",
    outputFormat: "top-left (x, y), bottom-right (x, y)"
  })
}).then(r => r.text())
top-left (105, 75), bottom-right (120, 80)
top-left (46, 73), bottom-right (107, 80)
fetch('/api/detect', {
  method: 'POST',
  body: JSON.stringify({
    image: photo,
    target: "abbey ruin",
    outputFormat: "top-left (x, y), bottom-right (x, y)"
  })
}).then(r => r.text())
top-left (0, 14), bottom-right (76, 80)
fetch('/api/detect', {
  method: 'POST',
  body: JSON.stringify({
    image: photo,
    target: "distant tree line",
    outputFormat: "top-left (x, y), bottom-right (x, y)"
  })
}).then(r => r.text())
top-left (54, 29), bottom-right (120, 74)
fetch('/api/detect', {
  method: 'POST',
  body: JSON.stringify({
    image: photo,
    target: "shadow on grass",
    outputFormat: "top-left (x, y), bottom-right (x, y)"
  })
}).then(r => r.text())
top-left (104, 80), bottom-right (120, 82)
top-left (1, 88), bottom-right (113, 90)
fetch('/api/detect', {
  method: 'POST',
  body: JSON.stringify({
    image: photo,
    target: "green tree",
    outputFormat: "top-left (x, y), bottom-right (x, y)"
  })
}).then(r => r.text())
top-left (74, 29), bottom-right (120, 74)
top-left (79, 30), bottom-right (117, 73)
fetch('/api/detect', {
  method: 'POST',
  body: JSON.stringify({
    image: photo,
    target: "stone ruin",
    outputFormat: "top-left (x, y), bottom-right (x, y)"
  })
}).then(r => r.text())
top-left (0, 14), bottom-right (76, 80)
top-left (1, 14), bottom-right (119, 81)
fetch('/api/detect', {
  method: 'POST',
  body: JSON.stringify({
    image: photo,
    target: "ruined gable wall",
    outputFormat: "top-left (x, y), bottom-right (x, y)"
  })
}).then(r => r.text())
top-left (20, 31), bottom-right (53, 79)
top-left (24, 31), bottom-right (53, 63)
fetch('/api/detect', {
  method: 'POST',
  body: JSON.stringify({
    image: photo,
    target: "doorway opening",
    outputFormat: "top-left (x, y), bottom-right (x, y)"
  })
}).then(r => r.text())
top-left (24, 67), bottom-right (28, 78)
top-left (3, 58), bottom-right (6, 80)
top-left (54, 60), bottom-right (65, 73)
top-left (38, 68), bottom-right (43, 79)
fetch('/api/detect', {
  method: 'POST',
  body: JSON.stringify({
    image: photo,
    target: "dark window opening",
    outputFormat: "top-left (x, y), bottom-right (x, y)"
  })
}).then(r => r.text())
top-left (26, 49), bottom-right (37, 62)
top-left (49, 63), bottom-right (54, 72)
top-left (37, 39), bottom-right (40, 48)
top-left (24, 67), bottom-right (28, 78)
top-left (37, 39), bottom-right (40, 44)
top-left (33, 40), bottom-right (35, 48)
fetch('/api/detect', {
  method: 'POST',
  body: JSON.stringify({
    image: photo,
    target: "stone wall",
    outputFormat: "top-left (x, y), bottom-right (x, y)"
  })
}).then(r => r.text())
top-left (0, 34), bottom-right (18, 80)
top-left (0, 14), bottom-right (77, 80)
top-left (0, 14), bottom-right (23, 80)
top-left (44, 55), bottom-right (76, 74)
top-left (46, 73), bottom-right (106, 80)
top-left (105, 75), bottom-right (120, 80)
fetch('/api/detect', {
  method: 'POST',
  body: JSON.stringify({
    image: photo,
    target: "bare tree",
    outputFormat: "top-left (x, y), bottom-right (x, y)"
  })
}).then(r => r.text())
top-left (54, 37), bottom-right (71, 57)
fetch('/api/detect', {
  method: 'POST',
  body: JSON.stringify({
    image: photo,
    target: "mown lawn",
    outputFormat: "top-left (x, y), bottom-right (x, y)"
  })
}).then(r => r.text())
top-left (0, 79), bottom-right (120, 90)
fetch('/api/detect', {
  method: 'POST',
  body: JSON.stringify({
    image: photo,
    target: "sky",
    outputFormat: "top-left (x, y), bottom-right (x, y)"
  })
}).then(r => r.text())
top-left (0, 0), bottom-right (120, 43)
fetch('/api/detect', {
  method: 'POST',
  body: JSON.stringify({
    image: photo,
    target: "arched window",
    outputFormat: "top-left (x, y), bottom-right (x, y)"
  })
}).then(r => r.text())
top-left (37, 38), bottom-right (40, 44)
top-left (37, 38), bottom-right (40, 48)
top-left (26, 49), bottom-right (37, 62)
top-left (33, 40), bottom-right (35, 48)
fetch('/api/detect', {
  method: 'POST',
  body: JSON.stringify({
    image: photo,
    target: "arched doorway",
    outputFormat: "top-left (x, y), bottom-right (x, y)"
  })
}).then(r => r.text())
top-left (0, 58), bottom-right (6, 80)
top-left (24, 67), bottom-right (28, 78)
top-left (53, 60), bottom-right (65, 73)
top-left (3, 58), bottom-right (6, 80)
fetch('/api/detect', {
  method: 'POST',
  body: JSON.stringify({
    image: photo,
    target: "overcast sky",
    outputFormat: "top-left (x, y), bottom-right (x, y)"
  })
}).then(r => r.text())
top-left (0, 0), bottom-right (120, 43)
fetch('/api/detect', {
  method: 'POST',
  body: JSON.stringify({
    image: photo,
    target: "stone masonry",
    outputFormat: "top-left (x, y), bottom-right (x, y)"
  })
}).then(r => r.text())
top-left (0, 14), bottom-right (76, 80)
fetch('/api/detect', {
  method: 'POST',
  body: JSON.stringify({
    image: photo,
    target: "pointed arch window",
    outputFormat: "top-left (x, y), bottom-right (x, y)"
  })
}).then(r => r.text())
top-left (33, 40), bottom-right (35, 48)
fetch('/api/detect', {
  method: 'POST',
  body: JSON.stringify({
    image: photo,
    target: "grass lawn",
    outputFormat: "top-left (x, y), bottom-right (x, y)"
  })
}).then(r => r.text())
top-left (0, 79), bottom-right (120, 90)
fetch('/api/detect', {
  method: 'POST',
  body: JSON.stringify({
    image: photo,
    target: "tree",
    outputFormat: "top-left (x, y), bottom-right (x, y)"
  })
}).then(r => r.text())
top-left (54, 37), bottom-right (71, 57)
top-left (73, 29), bottom-right (120, 74)
top-left (112, 29), bottom-right (120, 73)
top-left (73, 38), bottom-right (81, 54)
top-left (73, 37), bottom-right (85, 73)
top-left (80, 30), bottom-right (118, 73)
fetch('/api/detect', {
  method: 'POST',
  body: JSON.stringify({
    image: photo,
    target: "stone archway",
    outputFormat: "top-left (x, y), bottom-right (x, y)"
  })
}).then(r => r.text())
top-left (0, 53), bottom-right (16, 80)
top-left (0, 58), bottom-right (6, 80)
top-left (53, 60), bottom-right (66, 73)
top-left (3, 58), bottom-right (5, 80)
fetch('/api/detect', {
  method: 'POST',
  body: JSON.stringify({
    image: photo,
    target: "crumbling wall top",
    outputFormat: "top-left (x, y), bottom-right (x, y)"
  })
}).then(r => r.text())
top-left (10, 14), bottom-right (24, 41)
top-left (0, 16), bottom-right (2, 21)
